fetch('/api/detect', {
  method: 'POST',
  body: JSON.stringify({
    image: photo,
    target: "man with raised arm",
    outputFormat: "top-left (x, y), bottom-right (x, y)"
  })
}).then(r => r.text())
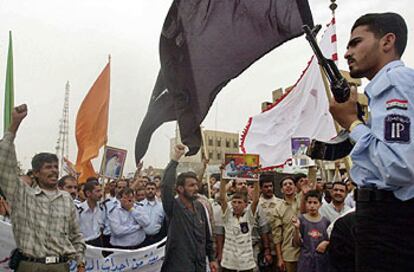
top-left (0, 104), bottom-right (85, 272)
top-left (160, 144), bottom-right (218, 272)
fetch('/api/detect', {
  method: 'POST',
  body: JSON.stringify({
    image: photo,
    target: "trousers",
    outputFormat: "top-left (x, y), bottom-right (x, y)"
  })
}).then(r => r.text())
top-left (355, 190), bottom-right (414, 272)
top-left (17, 261), bottom-right (69, 272)
top-left (328, 211), bottom-right (356, 272)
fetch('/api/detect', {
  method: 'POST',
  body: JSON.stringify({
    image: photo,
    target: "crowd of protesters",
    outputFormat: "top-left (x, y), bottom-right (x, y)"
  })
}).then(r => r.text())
top-left (0, 10), bottom-right (412, 272)
top-left (0, 129), bottom-right (355, 272)
top-left (0, 100), bottom-right (358, 272)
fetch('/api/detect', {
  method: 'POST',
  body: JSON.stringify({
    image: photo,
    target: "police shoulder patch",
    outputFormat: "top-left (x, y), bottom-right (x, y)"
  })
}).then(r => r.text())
top-left (384, 114), bottom-right (410, 143)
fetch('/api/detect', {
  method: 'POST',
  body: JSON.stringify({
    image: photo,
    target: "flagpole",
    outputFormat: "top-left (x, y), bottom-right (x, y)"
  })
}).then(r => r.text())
top-left (330, 0), bottom-right (353, 174)
top-left (318, 0), bottom-right (352, 177)
top-left (4, 31), bottom-right (14, 134)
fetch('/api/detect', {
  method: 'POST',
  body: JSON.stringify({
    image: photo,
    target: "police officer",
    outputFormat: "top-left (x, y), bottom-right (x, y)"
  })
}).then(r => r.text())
top-left (77, 180), bottom-right (104, 247)
top-left (329, 12), bottom-right (414, 272)
top-left (101, 179), bottom-right (128, 248)
top-left (140, 181), bottom-right (166, 247)
top-left (108, 188), bottom-right (150, 249)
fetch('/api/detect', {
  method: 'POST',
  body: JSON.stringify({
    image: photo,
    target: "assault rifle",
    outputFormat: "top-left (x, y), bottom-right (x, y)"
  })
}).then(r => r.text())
top-left (302, 24), bottom-right (364, 160)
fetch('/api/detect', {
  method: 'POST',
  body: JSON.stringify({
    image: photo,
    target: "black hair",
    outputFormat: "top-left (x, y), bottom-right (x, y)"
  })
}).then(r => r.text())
top-left (57, 175), bottom-right (76, 188)
top-left (352, 13), bottom-right (407, 57)
top-left (83, 180), bottom-right (100, 195)
top-left (118, 187), bottom-right (134, 198)
top-left (259, 174), bottom-right (274, 188)
top-left (304, 190), bottom-right (322, 203)
top-left (86, 176), bottom-right (99, 183)
top-left (210, 173), bottom-right (221, 182)
top-left (293, 173), bottom-right (307, 185)
top-left (116, 179), bottom-right (129, 187)
top-left (176, 172), bottom-right (198, 188)
top-left (279, 176), bottom-right (295, 187)
top-left (231, 191), bottom-right (248, 203)
top-left (31, 153), bottom-right (58, 172)
top-left (332, 181), bottom-right (347, 189)
top-left (142, 176), bottom-right (151, 182)
top-left (145, 181), bottom-right (157, 188)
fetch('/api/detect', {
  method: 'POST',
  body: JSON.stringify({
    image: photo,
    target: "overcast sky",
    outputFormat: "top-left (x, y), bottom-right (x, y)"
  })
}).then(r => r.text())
top-left (0, 0), bottom-right (412, 174)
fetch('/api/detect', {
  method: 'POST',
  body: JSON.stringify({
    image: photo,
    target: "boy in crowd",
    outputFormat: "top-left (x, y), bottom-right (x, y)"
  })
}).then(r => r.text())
top-left (219, 177), bottom-right (260, 272)
top-left (293, 190), bottom-right (330, 272)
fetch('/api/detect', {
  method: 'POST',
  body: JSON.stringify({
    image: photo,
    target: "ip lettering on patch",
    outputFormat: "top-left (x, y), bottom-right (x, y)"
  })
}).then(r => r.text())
top-left (384, 114), bottom-right (410, 143)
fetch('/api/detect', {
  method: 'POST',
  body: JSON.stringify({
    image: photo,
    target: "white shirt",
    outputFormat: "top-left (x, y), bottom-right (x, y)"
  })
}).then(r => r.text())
top-left (221, 206), bottom-right (256, 271)
top-left (77, 201), bottom-right (104, 241)
top-left (212, 201), bottom-right (224, 235)
top-left (345, 191), bottom-right (355, 209)
top-left (102, 197), bottom-right (119, 236)
top-left (320, 202), bottom-right (351, 223)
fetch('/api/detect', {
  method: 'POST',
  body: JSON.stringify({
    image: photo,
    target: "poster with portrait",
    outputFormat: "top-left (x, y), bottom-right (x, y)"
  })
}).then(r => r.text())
top-left (291, 137), bottom-right (314, 167)
top-left (100, 146), bottom-right (127, 180)
top-left (223, 153), bottom-right (260, 180)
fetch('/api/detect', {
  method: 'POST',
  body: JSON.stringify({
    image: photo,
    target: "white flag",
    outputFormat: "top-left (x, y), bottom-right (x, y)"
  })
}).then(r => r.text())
top-left (241, 19), bottom-right (338, 169)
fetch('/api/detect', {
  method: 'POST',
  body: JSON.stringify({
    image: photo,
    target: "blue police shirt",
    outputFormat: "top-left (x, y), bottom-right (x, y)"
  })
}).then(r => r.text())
top-left (350, 60), bottom-right (414, 201)
top-left (108, 203), bottom-right (150, 247)
top-left (140, 198), bottom-right (165, 236)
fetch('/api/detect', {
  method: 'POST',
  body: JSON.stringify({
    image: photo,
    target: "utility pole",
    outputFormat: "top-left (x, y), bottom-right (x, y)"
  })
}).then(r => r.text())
top-left (56, 81), bottom-right (70, 176)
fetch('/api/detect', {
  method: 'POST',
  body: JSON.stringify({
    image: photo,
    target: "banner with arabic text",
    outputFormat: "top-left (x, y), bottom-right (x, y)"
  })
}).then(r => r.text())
top-left (0, 220), bottom-right (165, 272)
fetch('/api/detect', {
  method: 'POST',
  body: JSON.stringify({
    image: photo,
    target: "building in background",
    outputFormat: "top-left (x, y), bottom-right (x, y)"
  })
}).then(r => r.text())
top-left (170, 128), bottom-right (239, 177)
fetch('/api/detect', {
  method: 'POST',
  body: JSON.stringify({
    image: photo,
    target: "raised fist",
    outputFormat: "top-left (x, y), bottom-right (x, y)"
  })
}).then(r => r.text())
top-left (172, 144), bottom-right (187, 162)
top-left (9, 104), bottom-right (28, 134)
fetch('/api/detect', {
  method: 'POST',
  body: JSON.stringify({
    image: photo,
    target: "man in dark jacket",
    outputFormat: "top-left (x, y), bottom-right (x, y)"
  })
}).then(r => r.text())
top-left (160, 144), bottom-right (218, 272)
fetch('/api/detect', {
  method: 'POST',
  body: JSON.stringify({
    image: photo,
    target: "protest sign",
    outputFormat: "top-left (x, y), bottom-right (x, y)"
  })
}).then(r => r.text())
top-left (100, 146), bottom-right (128, 180)
top-left (223, 153), bottom-right (260, 180)
top-left (291, 137), bottom-right (314, 167)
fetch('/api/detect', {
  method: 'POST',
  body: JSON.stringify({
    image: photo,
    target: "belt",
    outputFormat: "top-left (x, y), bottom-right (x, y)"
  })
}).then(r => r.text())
top-left (355, 188), bottom-right (398, 202)
top-left (22, 254), bottom-right (69, 264)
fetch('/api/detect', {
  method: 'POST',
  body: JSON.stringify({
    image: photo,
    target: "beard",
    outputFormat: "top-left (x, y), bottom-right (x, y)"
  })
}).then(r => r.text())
top-left (184, 190), bottom-right (197, 201)
top-left (349, 68), bottom-right (364, 79)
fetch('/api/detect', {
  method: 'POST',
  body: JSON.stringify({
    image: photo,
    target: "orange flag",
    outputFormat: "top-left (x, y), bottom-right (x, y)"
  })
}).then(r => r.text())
top-left (75, 60), bottom-right (110, 183)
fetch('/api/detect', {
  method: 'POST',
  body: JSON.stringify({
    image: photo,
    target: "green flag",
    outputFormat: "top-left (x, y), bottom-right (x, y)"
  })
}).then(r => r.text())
top-left (4, 31), bottom-right (14, 133)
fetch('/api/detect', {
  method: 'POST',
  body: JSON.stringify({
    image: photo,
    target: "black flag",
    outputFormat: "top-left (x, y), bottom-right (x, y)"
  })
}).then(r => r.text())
top-left (135, 0), bottom-right (314, 163)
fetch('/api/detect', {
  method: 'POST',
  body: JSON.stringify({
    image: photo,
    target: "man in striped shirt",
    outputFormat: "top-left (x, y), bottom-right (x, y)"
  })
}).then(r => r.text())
top-left (0, 104), bottom-right (86, 272)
